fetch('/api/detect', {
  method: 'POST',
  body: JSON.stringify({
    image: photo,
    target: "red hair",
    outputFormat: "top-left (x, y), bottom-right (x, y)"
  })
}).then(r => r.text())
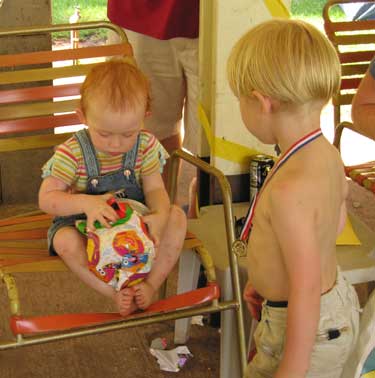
top-left (80, 57), bottom-right (151, 115)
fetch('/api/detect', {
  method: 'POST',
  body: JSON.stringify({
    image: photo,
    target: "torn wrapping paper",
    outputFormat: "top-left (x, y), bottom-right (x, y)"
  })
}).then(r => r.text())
top-left (150, 345), bottom-right (193, 372)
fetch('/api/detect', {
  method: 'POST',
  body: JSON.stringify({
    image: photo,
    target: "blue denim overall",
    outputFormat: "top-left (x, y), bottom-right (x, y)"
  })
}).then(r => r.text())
top-left (47, 129), bottom-right (145, 255)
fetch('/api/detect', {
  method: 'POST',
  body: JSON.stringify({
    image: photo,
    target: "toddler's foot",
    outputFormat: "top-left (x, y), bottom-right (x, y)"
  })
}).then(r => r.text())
top-left (134, 281), bottom-right (157, 310)
top-left (114, 287), bottom-right (137, 316)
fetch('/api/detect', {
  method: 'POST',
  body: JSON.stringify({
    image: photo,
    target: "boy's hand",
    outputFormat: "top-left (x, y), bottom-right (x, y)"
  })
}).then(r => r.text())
top-left (141, 212), bottom-right (167, 254)
top-left (83, 193), bottom-right (119, 231)
top-left (243, 281), bottom-right (263, 321)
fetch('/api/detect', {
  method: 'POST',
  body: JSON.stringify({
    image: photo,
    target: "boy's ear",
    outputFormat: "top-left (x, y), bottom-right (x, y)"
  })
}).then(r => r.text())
top-left (75, 107), bottom-right (86, 124)
top-left (252, 90), bottom-right (273, 113)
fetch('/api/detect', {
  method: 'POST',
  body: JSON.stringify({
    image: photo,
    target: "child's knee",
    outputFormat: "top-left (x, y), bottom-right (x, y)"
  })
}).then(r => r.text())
top-left (53, 228), bottom-right (85, 258)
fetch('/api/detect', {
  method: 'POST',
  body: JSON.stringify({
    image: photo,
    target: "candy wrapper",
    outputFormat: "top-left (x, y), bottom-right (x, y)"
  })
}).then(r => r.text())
top-left (76, 199), bottom-right (155, 291)
top-left (150, 345), bottom-right (193, 372)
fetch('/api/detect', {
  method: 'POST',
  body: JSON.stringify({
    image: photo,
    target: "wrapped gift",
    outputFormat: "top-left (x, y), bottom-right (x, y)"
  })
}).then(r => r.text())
top-left (76, 199), bottom-right (154, 290)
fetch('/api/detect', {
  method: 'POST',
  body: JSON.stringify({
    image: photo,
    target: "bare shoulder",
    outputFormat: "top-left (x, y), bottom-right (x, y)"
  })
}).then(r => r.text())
top-left (269, 145), bottom-right (346, 214)
top-left (268, 171), bottom-right (311, 211)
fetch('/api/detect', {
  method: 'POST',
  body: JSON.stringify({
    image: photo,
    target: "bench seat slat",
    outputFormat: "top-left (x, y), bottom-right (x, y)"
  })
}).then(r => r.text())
top-left (0, 99), bottom-right (80, 121)
top-left (0, 114), bottom-right (80, 135)
top-left (332, 33), bottom-right (375, 45)
top-left (0, 83), bottom-right (81, 105)
top-left (0, 64), bottom-right (94, 86)
top-left (339, 50), bottom-right (374, 64)
top-left (0, 43), bottom-right (132, 68)
top-left (0, 133), bottom-right (73, 152)
top-left (0, 240), bottom-right (47, 249)
top-left (326, 19), bottom-right (375, 33)
top-left (341, 63), bottom-right (370, 77)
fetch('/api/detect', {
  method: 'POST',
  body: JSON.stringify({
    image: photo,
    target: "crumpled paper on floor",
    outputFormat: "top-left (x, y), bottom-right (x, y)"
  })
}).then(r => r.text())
top-left (150, 345), bottom-right (193, 372)
top-left (191, 315), bottom-right (204, 326)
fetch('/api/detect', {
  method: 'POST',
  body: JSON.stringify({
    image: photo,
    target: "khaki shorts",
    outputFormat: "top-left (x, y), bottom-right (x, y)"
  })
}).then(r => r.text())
top-left (246, 269), bottom-right (360, 378)
top-left (108, 30), bottom-right (200, 154)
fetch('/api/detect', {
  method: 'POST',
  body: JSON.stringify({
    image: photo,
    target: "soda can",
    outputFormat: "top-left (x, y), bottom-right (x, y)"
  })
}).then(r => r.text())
top-left (249, 154), bottom-right (274, 204)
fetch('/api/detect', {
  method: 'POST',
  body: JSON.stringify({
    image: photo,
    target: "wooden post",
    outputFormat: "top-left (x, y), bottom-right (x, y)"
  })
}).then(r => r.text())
top-left (198, 0), bottom-right (290, 204)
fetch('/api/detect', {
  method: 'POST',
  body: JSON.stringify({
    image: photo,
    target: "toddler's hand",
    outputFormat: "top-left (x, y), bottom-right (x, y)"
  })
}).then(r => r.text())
top-left (243, 281), bottom-right (263, 321)
top-left (83, 193), bottom-right (119, 231)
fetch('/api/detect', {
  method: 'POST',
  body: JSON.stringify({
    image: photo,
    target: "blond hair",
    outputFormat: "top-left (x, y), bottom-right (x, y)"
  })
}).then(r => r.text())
top-left (80, 57), bottom-right (151, 115)
top-left (227, 19), bottom-right (341, 106)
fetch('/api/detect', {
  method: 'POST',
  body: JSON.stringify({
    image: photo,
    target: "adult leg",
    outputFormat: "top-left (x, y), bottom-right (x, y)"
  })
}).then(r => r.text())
top-left (124, 30), bottom-right (186, 187)
top-left (134, 205), bottom-right (187, 309)
top-left (108, 30), bottom-right (185, 145)
top-left (174, 37), bottom-right (200, 156)
top-left (174, 37), bottom-right (200, 211)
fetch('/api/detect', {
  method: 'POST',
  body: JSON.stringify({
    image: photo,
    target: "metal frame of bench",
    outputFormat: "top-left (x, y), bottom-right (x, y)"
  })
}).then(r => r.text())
top-left (0, 22), bottom-right (247, 376)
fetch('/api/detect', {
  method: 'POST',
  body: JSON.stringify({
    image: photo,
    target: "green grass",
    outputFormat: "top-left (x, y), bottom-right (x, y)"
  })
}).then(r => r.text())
top-left (292, 0), bottom-right (329, 17)
top-left (291, 0), bottom-right (345, 30)
top-left (52, 0), bottom-right (108, 40)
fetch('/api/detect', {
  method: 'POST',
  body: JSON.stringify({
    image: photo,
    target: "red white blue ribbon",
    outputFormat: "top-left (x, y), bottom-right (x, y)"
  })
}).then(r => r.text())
top-left (240, 128), bottom-right (323, 241)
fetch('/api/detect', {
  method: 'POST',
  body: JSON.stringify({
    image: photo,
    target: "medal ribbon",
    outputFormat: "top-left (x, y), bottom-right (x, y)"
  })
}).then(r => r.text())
top-left (240, 128), bottom-right (323, 241)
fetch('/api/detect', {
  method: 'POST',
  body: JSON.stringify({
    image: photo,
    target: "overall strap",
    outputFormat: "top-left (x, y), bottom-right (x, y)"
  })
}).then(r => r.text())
top-left (75, 129), bottom-right (100, 177)
top-left (240, 128), bottom-right (323, 241)
top-left (123, 134), bottom-right (141, 169)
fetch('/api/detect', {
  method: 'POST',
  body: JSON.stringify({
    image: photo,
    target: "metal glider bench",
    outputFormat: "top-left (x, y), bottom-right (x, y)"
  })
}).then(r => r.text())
top-left (0, 22), bottom-right (247, 376)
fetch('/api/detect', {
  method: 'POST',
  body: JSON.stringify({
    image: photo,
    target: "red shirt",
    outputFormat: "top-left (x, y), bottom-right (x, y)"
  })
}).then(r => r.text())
top-left (107, 0), bottom-right (199, 40)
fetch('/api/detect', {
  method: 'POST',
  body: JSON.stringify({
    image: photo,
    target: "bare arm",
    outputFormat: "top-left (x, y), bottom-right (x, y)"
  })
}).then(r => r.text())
top-left (142, 171), bottom-right (170, 215)
top-left (141, 171), bottom-right (171, 246)
top-left (270, 181), bottom-right (321, 378)
top-left (38, 176), bottom-right (118, 230)
top-left (351, 68), bottom-right (375, 140)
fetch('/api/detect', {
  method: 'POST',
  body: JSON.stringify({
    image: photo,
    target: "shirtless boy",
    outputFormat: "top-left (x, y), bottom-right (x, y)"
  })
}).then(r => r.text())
top-left (227, 19), bottom-right (359, 378)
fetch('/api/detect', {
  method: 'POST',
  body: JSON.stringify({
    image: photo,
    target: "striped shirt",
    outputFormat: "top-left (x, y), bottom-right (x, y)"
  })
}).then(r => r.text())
top-left (42, 130), bottom-right (168, 192)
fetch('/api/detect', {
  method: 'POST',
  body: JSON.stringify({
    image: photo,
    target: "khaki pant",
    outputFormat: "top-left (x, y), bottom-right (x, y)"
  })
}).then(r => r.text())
top-left (108, 30), bottom-right (200, 155)
top-left (246, 270), bottom-right (360, 378)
